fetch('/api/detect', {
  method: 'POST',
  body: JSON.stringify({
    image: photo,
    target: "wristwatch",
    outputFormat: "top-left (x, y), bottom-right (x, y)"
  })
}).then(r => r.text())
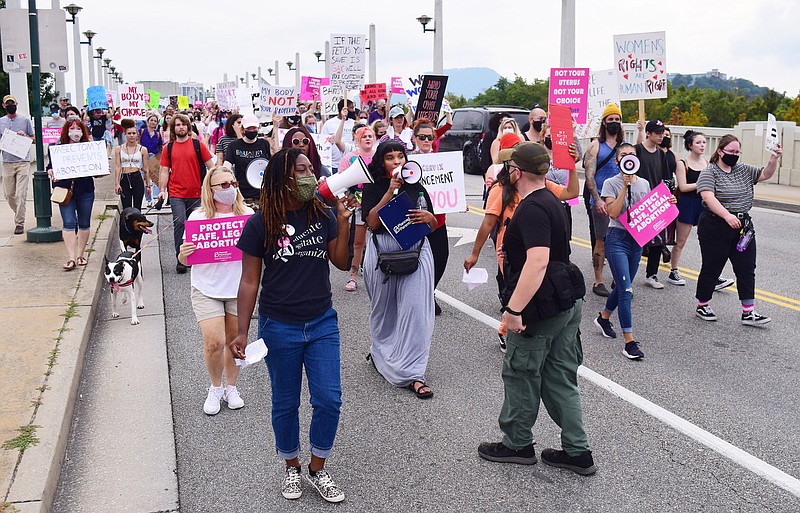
top-left (502, 306), bottom-right (522, 316)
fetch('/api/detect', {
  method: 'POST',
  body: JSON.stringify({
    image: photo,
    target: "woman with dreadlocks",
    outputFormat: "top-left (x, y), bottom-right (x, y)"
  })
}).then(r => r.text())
top-left (231, 148), bottom-right (353, 503)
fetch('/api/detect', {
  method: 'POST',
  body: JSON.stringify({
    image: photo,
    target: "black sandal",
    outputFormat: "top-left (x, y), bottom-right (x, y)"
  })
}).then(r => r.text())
top-left (407, 381), bottom-right (433, 399)
top-left (62, 259), bottom-right (76, 271)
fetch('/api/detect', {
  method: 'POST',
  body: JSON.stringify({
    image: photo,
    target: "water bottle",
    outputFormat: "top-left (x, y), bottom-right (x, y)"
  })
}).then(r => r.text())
top-left (416, 192), bottom-right (428, 211)
top-left (736, 226), bottom-right (755, 252)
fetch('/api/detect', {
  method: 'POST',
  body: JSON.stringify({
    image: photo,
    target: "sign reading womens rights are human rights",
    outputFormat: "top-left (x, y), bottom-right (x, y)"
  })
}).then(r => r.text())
top-left (329, 34), bottom-right (366, 91)
top-left (614, 31), bottom-right (667, 100)
top-left (49, 141), bottom-right (110, 180)
top-left (411, 151), bottom-right (466, 214)
top-left (548, 68), bottom-right (589, 124)
top-left (617, 182), bottom-right (678, 247)
top-left (184, 215), bottom-right (250, 266)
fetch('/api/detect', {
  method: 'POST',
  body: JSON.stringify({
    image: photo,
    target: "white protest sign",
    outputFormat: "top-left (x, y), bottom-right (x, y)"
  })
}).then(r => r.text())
top-left (411, 151), bottom-right (466, 214)
top-left (403, 74), bottom-right (425, 113)
top-left (118, 84), bottom-right (148, 120)
top-left (765, 113), bottom-right (780, 155)
top-left (329, 33), bottom-right (366, 91)
top-left (216, 81), bottom-right (238, 111)
top-left (236, 87), bottom-right (256, 115)
top-left (0, 129), bottom-right (32, 159)
top-left (258, 86), bottom-right (297, 117)
top-left (320, 85), bottom-right (343, 116)
top-left (614, 31), bottom-right (667, 100)
top-left (49, 141), bottom-right (110, 180)
top-left (576, 69), bottom-right (620, 139)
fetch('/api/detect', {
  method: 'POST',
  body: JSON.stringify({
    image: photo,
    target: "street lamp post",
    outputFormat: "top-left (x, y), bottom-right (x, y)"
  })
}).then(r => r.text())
top-left (103, 58), bottom-right (111, 89)
top-left (368, 24), bottom-right (376, 83)
top-left (64, 4), bottom-right (82, 104)
top-left (560, 0), bottom-right (575, 67)
top-left (416, 0), bottom-right (443, 74)
top-left (82, 30), bottom-right (95, 91)
top-left (95, 46), bottom-right (105, 90)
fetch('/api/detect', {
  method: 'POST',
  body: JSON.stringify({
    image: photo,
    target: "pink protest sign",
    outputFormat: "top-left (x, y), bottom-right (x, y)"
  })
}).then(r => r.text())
top-left (42, 127), bottom-right (62, 144)
top-left (184, 215), bottom-right (250, 265)
top-left (548, 67), bottom-right (589, 124)
top-left (617, 182), bottom-right (678, 247)
top-left (194, 100), bottom-right (203, 107)
top-left (300, 76), bottom-right (324, 101)
top-left (390, 77), bottom-right (404, 94)
top-left (548, 104), bottom-right (575, 171)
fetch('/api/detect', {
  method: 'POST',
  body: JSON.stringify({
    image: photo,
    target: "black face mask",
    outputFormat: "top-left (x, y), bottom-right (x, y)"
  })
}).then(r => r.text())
top-left (5, 104), bottom-right (17, 115)
top-left (243, 130), bottom-right (259, 141)
top-left (721, 153), bottom-right (739, 167)
top-left (532, 120), bottom-right (544, 132)
top-left (605, 122), bottom-right (621, 135)
top-left (346, 111), bottom-right (357, 120)
top-left (287, 115), bottom-right (301, 125)
top-left (659, 137), bottom-right (671, 148)
top-left (544, 137), bottom-right (553, 150)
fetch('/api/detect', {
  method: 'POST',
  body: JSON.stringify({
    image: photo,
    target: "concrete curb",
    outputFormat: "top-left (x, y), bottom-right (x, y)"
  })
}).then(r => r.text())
top-left (5, 209), bottom-right (119, 513)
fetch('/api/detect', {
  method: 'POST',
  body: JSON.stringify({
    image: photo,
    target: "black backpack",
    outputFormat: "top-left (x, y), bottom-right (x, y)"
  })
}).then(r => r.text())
top-left (166, 138), bottom-right (208, 187)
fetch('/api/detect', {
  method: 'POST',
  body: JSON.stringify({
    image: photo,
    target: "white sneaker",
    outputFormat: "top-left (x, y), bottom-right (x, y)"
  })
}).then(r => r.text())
top-left (223, 385), bottom-right (244, 410)
top-left (306, 468), bottom-right (345, 503)
top-left (282, 466), bottom-right (303, 500)
top-left (203, 385), bottom-right (224, 415)
top-left (645, 275), bottom-right (665, 289)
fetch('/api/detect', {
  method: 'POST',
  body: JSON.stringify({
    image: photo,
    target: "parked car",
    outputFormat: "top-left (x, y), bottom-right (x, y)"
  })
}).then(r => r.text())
top-left (437, 106), bottom-right (530, 175)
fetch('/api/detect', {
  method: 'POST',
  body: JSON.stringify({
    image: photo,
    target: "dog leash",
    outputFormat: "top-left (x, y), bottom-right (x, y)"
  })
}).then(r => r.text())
top-left (131, 215), bottom-right (177, 259)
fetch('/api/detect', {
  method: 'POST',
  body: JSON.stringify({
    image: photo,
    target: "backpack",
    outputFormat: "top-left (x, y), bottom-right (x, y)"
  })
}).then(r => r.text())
top-left (165, 139), bottom-right (208, 192)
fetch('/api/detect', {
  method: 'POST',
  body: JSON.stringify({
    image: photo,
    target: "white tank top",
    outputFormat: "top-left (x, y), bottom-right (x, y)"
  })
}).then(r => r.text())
top-left (121, 144), bottom-right (143, 170)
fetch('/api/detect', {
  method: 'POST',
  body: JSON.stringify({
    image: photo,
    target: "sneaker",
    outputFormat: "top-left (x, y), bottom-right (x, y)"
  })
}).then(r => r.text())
top-left (622, 341), bottom-right (644, 360)
top-left (742, 311), bottom-right (771, 326)
top-left (306, 468), bottom-right (345, 503)
top-left (223, 385), bottom-right (244, 410)
top-left (540, 448), bottom-right (597, 476)
top-left (592, 283), bottom-right (610, 297)
top-left (281, 466), bottom-right (303, 500)
top-left (203, 385), bottom-right (223, 415)
top-left (715, 277), bottom-right (735, 291)
top-left (478, 441), bottom-right (537, 465)
top-left (667, 270), bottom-right (686, 286)
top-left (176, 262), bottom-right (188, 274)
top-left (695, 305), bottom-right (717, 321)
top-left (645, 275), bottom-right (664, 289)
top-left (498, 332), bottom-right (507, 353)
top-left (14, 225), bottom-right (23, 235)
top-left (594, 314), bottom-right (617, 339)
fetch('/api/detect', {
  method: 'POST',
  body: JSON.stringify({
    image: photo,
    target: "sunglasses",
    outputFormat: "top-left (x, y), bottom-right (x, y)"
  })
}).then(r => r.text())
top-left (359, 116), bottom-right (368, 120)
top-left (211, 181), bottom-right (238, 189)
top-left (416, 134), bottom-right (434, 141)
top-left (292, 137), bottom-right (310, 146)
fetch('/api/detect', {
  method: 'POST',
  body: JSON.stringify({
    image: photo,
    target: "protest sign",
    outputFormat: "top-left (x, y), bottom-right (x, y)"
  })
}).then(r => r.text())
top-left (321, 85), bottom-right (343, 116)
top-left (360, 83), bottom-right (387, 107)
top-left (411, 151), bottom-right (466, 214)
top-left (118, 84), bottom-right (148, 120)
top-left (0, 129), bottom-right (32, 158)
top-left (258, 86), bottom-right (296, 117)
top-left (765, 113), bottom-right (780, 155)
top-left (390, 77), bottom-right (405, 94)
top-left (168, 96), bottom-right (178, 109)
top-left (216, 81), bottom-right (238, 111)
top-left (614, 31), bottom-right (667, 100)
top-left (236, 87), bottom-right (256, 116)
top-left (548, 68), bottom-right (589, 124)
top-left (184, 215), bottom-right (249, 266)
top-left (575, 69), bottom-right (619, 139)
top-left (146, 89), bottom-right (161, 110)
top-left (300, 76), bottom-right (326, 101)
top-left (329, 33), bottom-right (366, 91)
top-left (548, 104), bottom-right (576, 171)
top-left (42, 127), bottom-right (62, 145)
top-left (87, 85), bottom-right (107, 111)
top-left (106, 92), bottom-right (115, 108)
top-left (618, 182), bottom-right (678, 247)
top-left (178, 95), bottom-right (190, 110)
top-left (414, 75), bottom-right (448, 122)
top-left (158, 98), bottom-right (169, 108)
top-left (194, 100), bottom-right (203, 108)
top-left (49, 141), bottom-right (110, 180)
top-left (314, 133), bottom-right (334, 169)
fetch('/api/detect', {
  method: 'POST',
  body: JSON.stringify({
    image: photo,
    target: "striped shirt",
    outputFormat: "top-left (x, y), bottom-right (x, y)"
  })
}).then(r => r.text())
top-left (696, 161), bottom-right (761, 213)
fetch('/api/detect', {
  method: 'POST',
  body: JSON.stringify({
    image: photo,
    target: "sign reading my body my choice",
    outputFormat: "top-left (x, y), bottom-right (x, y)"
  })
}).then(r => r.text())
top-left (49, 141), bottom-right (110, 180)
top-left (184, 215), bottom-right (250, 265)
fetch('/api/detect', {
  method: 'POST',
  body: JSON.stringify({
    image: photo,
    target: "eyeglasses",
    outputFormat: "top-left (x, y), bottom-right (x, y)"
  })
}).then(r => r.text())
top-left (211, 181), bottom-right (238, 189)
top-left (416, 134), bottom-right (435, 141)
top-left (292, 137), bottom-right (310, 146)
top-left (722, 149), bottom-right (741, 156)
top-left (359, 116), bottom-right (368, 120)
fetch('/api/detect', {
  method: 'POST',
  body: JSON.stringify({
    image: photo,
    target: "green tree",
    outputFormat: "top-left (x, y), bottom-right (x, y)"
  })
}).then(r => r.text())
top-left (781, 95), bottom-right (800, 124)
top-left (445, 92), bottom-right (467, 109)
top-left (470, 76), bottom-right (548, 109)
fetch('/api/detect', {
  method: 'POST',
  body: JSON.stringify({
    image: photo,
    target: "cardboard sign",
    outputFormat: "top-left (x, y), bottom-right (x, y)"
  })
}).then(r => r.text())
top-left (258, 86), bottom-right (296, 117)
top-left (168, 95), bottom-right (178, 109)
top-left (320, 85), bottom-right (343, 116)
top-left (548, 104), bottom-right (575, 171)
top-left (87, 85), bottom-right (107, 111)
top-left (49, 141), bottom-right (110, 179)
top-left (765, 113), bottom-right (779, 155)
top-left (184, 215), bottom-right (249, 265)
top-left (158, 98), bottom-right (169, 108)
top-left (216, 81), bottom-right (238, 111)
top-left (415, 75), bottom-right (448, 122)
top-left (329, 33), bottom-right (366, 91)
top-left (0, 128), bottom-right (32, 158)
top-left (300, 76), bottom-right (327, 101)
top-left (42, 127), bottom-right (62, 145)
top-left (377, 191), bottom-right (431, 250)
top-left (315, 133), bottom-right (334, 169)
top-left (614, 31), bottom-right (667, 100)
top-left (548, 68), bottom-right (590, 124)
top-left (360, 83), bottom-right (387, 106)
top-left (146, 89), bottom-right (161, 110)
top-left (390, 77), bottom-right (405, 94)
top-left (118, 84), bottom-right (148, 120)
top-left (618, 182), bottom-right (678, 247)
top-left (411, 151), bottom-right (466, 214)
top-left (178, 96), bottom-right (190, 110)
top-left (236, 87), bottom-right (256, 116)
top-left (575, 69), bottom-right (619, 139)
top-left (106, 92), bottom-right (115, 108)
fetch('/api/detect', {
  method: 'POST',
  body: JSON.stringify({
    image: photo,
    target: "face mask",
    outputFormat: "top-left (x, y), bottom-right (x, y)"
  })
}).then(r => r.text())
top-left (213, 187), bottom-right (238, 206)
top-left (605, 122), bottom-right (621, 135)
top-left (51, 113), bottom-right (59, 119)
top-left (346, 111), bottom-right (357, 120)
top-left (220, 118), bottom-right (227, 125)
top-left (659, 137), bottom-right (671, 148)
top-left (5, 104), bottom-right (17, 114)
top-left (291, 175), bottom-right (317, 203)
top-left (532, 120), bottom-right (544, 132)
top-left (68, 130), bottom-right (82, 142)
top-left (243, 130), bottom-right (258, 141)
top-left (287, 115), bottom-right (301, 125)
top-left (544, 137), bottom-right (553, 150)
top-left (306, 124), bottom-right (316, 133)
top-left (502, 128), bottom-right (513, 135)
top-left (721, 153), bottom-right (739, 167)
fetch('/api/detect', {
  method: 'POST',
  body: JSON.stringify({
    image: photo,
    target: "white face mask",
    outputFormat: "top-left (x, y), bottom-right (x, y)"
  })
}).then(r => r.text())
top-left (502, 128), bottom-right (513, 135)
top-left (213, 187), bottom-right (237, 206)
top-left (68, 130), bottom-right (82, 142)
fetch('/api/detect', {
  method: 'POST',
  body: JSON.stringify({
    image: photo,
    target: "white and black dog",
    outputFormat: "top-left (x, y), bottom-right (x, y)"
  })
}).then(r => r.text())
top-left (104, 251), bottom-right (144, 325)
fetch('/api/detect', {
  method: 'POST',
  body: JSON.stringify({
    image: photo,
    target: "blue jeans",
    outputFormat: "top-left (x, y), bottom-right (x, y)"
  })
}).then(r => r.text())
top-left (603, 227), bottom-right (643, 333)
top-left (259, 307), bottom-right (342, 460)
top-left (169, 197), bottom-right (199, 257)
top-left (59, 190), bottom-right (94, 231)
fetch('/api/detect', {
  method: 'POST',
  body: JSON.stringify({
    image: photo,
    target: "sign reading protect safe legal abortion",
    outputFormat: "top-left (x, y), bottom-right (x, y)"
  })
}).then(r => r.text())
top-left (617, 182), bottom-right (678, 247)
top-left (49, 141), bottom-right (110, 180)
top-left (548, 68), bottom-right (589, 124)
top-left (184, 215), bottom-right (250, 265)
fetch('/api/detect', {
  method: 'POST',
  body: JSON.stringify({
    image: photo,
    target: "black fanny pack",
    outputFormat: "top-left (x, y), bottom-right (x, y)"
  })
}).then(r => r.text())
top-left (502, 260), bottom-right (586, 324)
top-left (373, 233), bottom-right (421, 283)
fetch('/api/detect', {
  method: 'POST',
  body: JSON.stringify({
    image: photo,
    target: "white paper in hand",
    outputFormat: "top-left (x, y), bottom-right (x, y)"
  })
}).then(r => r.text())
top-left (462, 268), bottom-right (488, 291)
top-left (765, 113), bottom-right (779, 155)
top-left (234, 338), bottom-right (268, 368)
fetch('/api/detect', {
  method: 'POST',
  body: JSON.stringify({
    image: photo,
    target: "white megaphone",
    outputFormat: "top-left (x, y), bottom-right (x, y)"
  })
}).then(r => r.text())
top-left (393, 160), bottom-right (423, 195)
top-left (317, 155), bottom-right (374, 200)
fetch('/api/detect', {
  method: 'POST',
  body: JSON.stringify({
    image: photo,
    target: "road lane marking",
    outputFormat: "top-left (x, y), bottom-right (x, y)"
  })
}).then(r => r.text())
top-left (434, 290), bottom-right (800, 498)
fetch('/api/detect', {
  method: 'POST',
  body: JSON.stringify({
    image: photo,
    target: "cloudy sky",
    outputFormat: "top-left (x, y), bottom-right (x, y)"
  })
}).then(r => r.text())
top-left (31, 0), bottom-right (800, 99)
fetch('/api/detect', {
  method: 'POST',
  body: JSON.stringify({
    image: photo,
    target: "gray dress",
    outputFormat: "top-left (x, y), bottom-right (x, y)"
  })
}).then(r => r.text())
top-left (363, 231), bottom-right (435, 386)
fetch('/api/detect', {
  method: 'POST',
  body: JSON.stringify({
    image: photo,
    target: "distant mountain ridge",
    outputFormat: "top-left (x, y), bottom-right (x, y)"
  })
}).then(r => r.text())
top-left (668, 73), bottom-right (771, 96)
top-left (442, 67), bottom-right (502, 99)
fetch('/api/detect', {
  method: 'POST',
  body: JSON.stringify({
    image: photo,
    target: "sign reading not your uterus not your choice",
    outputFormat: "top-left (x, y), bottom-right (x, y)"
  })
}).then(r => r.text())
top-left (548, 68), bottom-right (589, 124)
top-left (49, 141), bottom-right (110, 180)
top-left (614, 31), bottom-right (667, 100)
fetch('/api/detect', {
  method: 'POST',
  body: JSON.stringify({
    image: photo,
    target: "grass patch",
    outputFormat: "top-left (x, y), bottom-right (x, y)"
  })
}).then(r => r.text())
top-left (61, 300), bottom-right (79, 320)
top-left (96, 212), bottom-right (111, 221)
top-left (0, 501), bottom-right (20, 512)
top-left (85, 248), bottom-right (95, 253)
top-left (1, 425), bottom-right (40, 452)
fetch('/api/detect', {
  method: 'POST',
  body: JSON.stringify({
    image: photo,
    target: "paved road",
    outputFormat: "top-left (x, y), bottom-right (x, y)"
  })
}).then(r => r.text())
top-left (56, 174), bottom-right (800, 512)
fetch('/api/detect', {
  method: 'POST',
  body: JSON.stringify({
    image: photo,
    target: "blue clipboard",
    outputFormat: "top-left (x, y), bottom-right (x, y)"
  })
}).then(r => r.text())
top-left (377, 191), bottom-right (431, 250)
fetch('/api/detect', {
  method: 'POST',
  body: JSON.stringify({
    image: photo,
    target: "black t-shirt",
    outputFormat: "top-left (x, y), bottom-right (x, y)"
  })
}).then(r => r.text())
top-left (665, 149), bottom-right (676, 177)
top-left (90, 115), bottom-right (107, 139)
top-left (361, 175), bottom-right (435, 235)
top-left (635, 143), bottom-right (671, 189)
top-left (236, 206), bottom-right (338, 323)
top-left (224, 138), bottom-right (270, 200)
top-left (503, 187), bottom-right (570, 280)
